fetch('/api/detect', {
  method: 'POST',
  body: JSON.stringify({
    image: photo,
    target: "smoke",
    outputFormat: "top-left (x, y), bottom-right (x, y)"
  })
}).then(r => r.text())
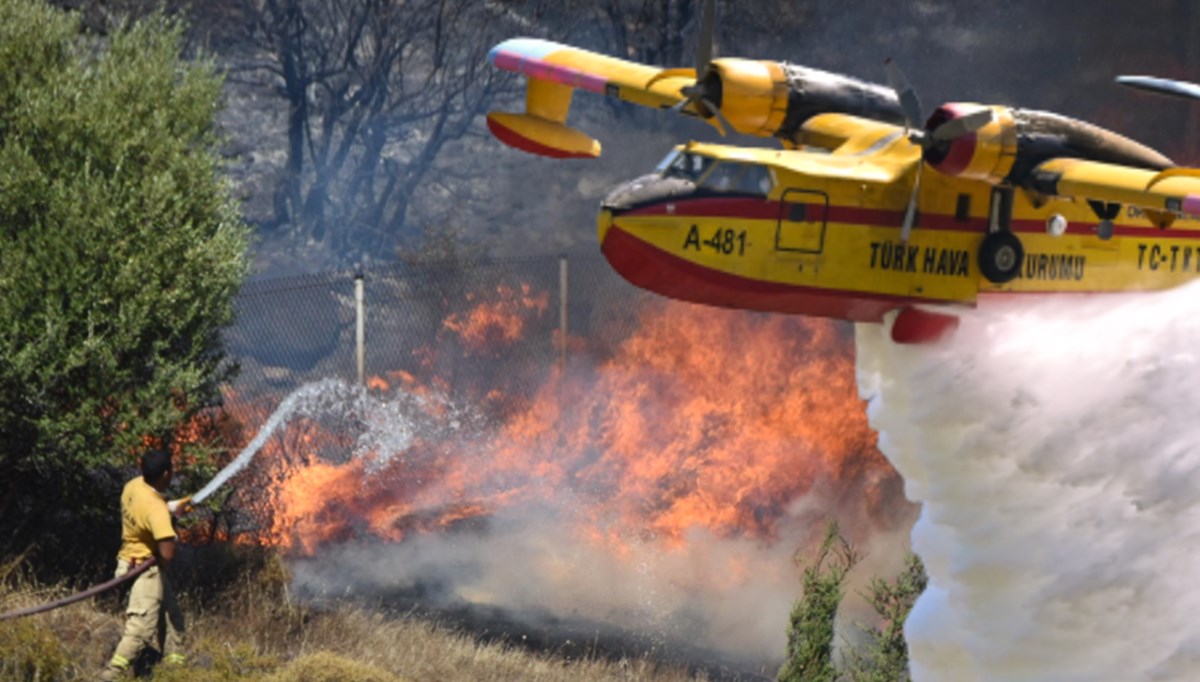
top-left (218, 304), bottom-right (921, 670)
top-left (239, 360), bottom-right (913, 668)
top-left (287, 493), bottom-right (914, 668)
top-left (855, 284), bottom-right (1200, 681)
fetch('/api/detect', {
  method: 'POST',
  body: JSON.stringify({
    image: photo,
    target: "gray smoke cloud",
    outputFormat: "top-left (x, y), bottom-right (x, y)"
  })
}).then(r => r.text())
top-left (288, 490), bottom-right (913, 667)
top-left (856, 284), bottom-right (1200, 681)
top-left (241, 364), bottom-right (915, 670)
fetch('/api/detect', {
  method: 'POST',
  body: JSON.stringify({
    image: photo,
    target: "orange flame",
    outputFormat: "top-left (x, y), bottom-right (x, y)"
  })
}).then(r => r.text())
top-left (215, 291), bottom-right (900, 559)
top-left (442, 283), bottom-right (549, 353)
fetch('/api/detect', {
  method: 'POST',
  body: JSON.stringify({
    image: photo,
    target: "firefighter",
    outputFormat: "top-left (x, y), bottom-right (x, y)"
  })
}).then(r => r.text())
top-left (100, 449), bottom-right (190, 680)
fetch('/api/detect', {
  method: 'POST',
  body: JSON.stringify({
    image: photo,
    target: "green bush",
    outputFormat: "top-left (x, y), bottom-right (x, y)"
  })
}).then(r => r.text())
top-left (845, 553), bottom-right (927, 682)
top-left (777, 521), bottom-right (859, 682)
top-left (0, 0), bottom-right (249, 574)
top-left (0, 619), bottom-right (70, 681)
top-left (777, 522), bottom-right (928, 682)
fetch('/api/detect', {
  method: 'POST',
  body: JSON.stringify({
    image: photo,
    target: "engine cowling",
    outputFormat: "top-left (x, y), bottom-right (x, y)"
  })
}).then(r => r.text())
top-left (924, 103), bottom-right (1172, 185)
top-left (698, 59), bottom-right (905, 139)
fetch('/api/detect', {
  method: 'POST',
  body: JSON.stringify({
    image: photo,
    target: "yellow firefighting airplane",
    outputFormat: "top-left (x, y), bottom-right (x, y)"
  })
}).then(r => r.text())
top-left (486, 6), bottom-right (1200, 343)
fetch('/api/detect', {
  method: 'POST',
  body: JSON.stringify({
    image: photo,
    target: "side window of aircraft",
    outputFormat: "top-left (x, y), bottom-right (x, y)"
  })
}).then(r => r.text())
top-left (697, 162), bottom-right (773, 196)
top-left (736, 164), bottom-right (773, 195)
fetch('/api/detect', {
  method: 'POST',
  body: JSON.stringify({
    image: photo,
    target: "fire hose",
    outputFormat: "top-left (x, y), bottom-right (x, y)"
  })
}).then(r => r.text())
top-left (0, 497), bottom-right (198, 621)
top-left (0, 557), bottom-right (156, 622)
top-left (0, 382), bottom-right (323, 623)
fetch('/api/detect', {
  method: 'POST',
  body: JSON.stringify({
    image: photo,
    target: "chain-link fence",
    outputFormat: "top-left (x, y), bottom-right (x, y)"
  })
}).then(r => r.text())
top-left (221, 253), bottom-right (655, 412)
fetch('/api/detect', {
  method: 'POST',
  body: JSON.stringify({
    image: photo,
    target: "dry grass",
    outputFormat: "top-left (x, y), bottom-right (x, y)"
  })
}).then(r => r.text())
top-left (0, 549), bottom-right (711, 682)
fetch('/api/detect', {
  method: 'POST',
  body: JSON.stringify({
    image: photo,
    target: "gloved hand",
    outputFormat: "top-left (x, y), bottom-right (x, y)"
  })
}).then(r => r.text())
top-left (167, 496), bottom-right (193, 515)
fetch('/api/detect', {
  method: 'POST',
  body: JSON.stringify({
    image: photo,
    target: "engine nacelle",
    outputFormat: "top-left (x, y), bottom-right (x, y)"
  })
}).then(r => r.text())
top-left (924, 104), bottom-right (1018, 184)
top-left (924, 103), bottom-right (1171, 185)
top-left (701, 59), bottom-right (905, 140)
top-left (701, 58), bottom-right (788, 137)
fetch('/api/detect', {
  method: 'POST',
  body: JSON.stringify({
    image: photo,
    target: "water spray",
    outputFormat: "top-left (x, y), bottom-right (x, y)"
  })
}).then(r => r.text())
top-left (0, 378), bottom-right (368, 621)
top-left (857, 286), bottom-right (1200, 681)
top-left (192, 378), bottom-right (365, 504)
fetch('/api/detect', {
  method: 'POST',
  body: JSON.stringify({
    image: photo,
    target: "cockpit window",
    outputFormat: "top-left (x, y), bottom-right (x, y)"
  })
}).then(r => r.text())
top-left (657, 150), bottom-right (774, 195)
top-left (696, 161), bottom-right (774, 195)
top-left (661, 151), bottom-right (716, 182)
top-left (701, 162), bottom-right (741, 192)
top-left (654, 148), bottom-right (682, 174)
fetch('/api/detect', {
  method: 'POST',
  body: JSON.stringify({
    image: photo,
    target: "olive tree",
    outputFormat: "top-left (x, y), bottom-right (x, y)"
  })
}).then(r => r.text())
top-left (0, 0), bottom-right (249, 572)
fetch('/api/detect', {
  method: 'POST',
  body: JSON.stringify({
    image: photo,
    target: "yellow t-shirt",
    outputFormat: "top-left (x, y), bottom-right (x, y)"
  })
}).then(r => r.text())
top-left (117, 476), bottom-right (175, 562)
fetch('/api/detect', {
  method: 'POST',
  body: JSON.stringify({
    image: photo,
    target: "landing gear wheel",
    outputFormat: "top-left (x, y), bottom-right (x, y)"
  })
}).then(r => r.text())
top-left (978, 231), bottom-right (1024, 283)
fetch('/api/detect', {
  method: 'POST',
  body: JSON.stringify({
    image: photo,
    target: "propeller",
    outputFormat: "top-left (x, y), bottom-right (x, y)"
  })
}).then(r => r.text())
top-left (883, 57), bottom-right (994, 149)
top-left (1116, 75), bottom-right (1200, 101)
top-left (669, 0), bottom-right (731, 134)
top-left (883, 58), bottom-right (994, 241)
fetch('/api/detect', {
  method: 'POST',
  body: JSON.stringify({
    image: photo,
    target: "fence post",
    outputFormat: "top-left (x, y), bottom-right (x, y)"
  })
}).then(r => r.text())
top-left (559, 255), bottom-right (568, 369)
top-left (355, 272), bottom-right (365, 386)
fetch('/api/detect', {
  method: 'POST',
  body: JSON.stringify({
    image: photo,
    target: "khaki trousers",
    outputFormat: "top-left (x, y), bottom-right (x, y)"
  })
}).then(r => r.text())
top-left (108, 559), bottom-right (185, 669)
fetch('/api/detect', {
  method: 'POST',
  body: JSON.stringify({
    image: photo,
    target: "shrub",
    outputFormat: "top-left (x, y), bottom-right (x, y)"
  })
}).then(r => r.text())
top-left (0, 619), bottom-right (71, 681)
top-left (0, 0), bottom-right (249, 575)
top-left (777, 521), bottom-right (860, 682)
top-left (845, 553), bottom-right (927, 682)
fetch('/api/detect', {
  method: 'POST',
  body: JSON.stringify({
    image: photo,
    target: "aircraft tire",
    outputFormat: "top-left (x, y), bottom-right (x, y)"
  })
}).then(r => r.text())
top-left (978, 231), bottom-right (1024, 283)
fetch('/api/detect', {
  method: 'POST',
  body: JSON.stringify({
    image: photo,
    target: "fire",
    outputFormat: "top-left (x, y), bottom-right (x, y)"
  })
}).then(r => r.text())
top-left (441, 283), bottom-right (549, 353)
top-left (484, 303), bottom-right (883, 546)
top-left (215, 287), bottom-right (900, 559)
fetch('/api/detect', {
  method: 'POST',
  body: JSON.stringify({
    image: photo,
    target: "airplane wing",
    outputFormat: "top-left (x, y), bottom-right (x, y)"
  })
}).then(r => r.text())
top-left (1030, 158), bottom-right (1200, 228)
top-left (486, 36), bottom-right (904, 159)
top-left (1116, 76), bottom-right (1200, 101)
top-left (489, 38), bottom-right (696, 113)
top-left (486, 38), bottom-right (698, 158)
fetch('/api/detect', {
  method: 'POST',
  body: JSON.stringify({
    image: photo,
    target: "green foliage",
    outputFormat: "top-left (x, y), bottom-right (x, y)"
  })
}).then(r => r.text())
top-left (0, 0), bottom-right (249, 571)
top-left (845, 553), bottom-right (927, 682)
top-left (777, 521), bottom-right (860, 682)
top-left (264, 652), bottom-right (403, 682)
top-left (0, 619), bottom-right (71, 681)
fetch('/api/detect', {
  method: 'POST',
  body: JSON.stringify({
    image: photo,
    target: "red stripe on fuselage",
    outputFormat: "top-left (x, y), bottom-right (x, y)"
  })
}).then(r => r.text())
top-left (618, 195), bottom-right (1192, 239)
top-left (601, 222), bottom-right (966, 322)
top-left (624, 197), bottom-right (929, 230)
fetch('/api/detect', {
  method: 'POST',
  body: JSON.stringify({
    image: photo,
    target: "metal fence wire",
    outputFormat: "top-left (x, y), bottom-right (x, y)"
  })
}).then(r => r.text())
top-left (221, 253), bottom-right (654, 410)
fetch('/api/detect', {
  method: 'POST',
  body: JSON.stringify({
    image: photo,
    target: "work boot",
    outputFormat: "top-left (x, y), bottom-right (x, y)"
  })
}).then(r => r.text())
top-left (98, 654), bottom-right (130, 681)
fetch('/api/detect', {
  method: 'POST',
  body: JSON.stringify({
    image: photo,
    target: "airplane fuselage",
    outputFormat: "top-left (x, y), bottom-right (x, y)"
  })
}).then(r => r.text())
top-left (599, 132), bottom-right (1200, 326)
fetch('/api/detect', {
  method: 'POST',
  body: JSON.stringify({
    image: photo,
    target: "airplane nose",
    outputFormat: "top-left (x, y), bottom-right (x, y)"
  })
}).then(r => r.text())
top-left (597, 206), bottom-right (613, 244)
top-left (600, 173), bottom-right (694, 215)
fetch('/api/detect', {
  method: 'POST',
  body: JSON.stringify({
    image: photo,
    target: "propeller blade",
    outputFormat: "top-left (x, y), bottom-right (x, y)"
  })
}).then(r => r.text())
top-left (883, 57), bottom-right (923, 131)
top-left (901, 161), bottom-right (923, 243)
top-left (931, 108), bottom-right (994, 141)
top-left (1116, 75), bottom-right (1200, 101)
top-left (701, 97), bottom-right (729, 136)
top-left (696, 0), bottom-right (716, 77)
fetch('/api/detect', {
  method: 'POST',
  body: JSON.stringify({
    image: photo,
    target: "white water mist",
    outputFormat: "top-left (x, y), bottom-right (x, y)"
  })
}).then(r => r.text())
top-left (194, 379), bottom-right (367, 503)
top-left (856, 285), bottom-right (1200, 681)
